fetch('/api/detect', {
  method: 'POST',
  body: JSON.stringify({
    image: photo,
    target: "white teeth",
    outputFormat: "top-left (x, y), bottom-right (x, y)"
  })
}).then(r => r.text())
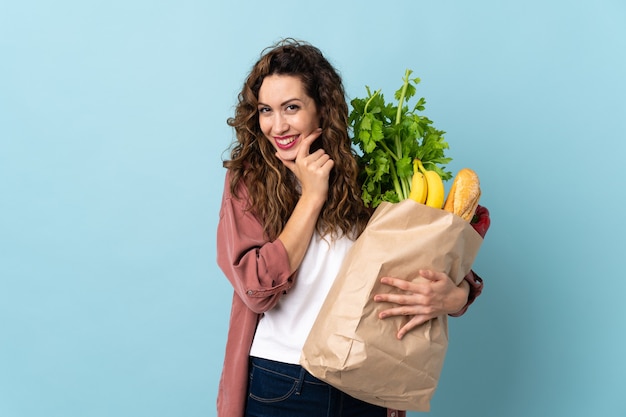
top-left (276, 136), bottom-right (296, 146)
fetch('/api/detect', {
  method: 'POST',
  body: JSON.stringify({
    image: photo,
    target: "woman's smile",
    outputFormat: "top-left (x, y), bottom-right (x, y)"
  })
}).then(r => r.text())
top-left (274, 134), bottom-right (299, 149)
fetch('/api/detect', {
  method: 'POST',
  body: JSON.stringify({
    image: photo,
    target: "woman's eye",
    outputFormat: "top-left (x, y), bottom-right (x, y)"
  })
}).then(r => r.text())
top-left (286, 104), bottom-right (300, 112)
top-left (258, 106), bottom-right (271, 114)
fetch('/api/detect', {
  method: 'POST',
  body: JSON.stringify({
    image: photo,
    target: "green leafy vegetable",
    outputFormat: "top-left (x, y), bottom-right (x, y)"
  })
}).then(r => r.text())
top-left (349, 69), bottom-right (452, 208)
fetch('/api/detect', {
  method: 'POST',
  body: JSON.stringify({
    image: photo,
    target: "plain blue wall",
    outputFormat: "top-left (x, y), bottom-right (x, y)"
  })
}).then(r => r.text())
top-left (1, 1), bottom-right (625, 416)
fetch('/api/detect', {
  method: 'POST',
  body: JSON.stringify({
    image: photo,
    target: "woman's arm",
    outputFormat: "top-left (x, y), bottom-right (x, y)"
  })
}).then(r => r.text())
top-left (217, 131), bottom-right (333, 313)
top-left (275, 129), bottom-right (332, 273)
top-left (374, 270), bottom-right (471, 340)
top-left (217, 185), bottom-right (294, 314)
top-left (374, 205), bottom-right (491, 339)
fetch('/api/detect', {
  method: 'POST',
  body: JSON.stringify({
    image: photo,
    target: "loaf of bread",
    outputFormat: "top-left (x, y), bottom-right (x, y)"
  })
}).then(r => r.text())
top-left (443, 168), bottom-right (481, 221)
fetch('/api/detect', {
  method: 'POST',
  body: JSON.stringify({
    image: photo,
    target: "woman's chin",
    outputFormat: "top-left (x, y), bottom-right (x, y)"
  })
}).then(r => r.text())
top-left (275, 147), bottom-right (299, 162)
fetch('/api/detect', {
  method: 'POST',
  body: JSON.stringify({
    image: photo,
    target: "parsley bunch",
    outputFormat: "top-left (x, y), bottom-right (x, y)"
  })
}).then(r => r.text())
top-left (349, 69), bottom-right (452, 208)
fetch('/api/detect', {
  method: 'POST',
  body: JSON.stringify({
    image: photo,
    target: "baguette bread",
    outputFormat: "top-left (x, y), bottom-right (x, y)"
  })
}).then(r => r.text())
top-left (443, 168), bottom-right (481, 221)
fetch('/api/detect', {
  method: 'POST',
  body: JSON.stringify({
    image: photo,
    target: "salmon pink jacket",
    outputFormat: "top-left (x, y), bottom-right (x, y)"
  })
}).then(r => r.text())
top-left (216, 172), bottom-right (484, 417)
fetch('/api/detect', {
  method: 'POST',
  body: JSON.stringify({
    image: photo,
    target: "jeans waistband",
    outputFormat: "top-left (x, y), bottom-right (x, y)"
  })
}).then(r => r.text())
top-left (250, 356), bottom-right (326, 385)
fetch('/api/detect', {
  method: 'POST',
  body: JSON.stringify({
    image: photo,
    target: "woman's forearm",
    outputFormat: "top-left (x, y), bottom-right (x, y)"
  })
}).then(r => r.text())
top-left (277, 194), bottom-right (324, 273)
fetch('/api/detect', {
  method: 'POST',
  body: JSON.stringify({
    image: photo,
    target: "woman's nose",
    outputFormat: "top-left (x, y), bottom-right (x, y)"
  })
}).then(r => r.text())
top-left (273, 113), bottom-right (288, 134)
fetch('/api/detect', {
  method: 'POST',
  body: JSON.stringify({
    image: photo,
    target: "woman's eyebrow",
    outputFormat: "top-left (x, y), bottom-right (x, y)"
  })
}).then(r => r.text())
top-left (257, 98), bottom-right (303, 107)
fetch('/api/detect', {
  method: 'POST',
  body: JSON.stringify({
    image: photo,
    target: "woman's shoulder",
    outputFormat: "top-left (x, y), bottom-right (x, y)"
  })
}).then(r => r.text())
top-left (221, 169), bottom-right (250, 200)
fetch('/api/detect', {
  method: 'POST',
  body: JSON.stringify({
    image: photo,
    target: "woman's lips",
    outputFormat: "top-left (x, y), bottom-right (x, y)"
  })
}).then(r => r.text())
top-left (274, 135), bottom-right (298, 150)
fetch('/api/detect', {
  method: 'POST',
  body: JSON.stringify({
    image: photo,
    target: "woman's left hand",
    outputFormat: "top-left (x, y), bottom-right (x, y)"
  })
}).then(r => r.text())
top-left (374, 270), bottom-right (469, 339)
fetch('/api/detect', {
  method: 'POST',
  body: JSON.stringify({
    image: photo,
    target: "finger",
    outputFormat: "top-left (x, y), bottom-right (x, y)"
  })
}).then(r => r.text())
top-left (318, 157), bottom-right (335, 177)
top-left (378, 303), bottom-right (435, 320)
top-left (374, 292), bottom-right (419, 306)
top-left (279, 149), bottom-right (333, 176)
top-left (311, 152), bottom-right (332, 169)
top-left (278, 148), bottom-right (324, 171)
top-left (419, 269), bottom-right (447, 282)
top-left (380, 276), bottom-right (413, 291)
top-left (279, 129), bottom-right (323, 173)
top-left (379, 276), bottom-right (429, 295)
top-left (378, 305), bottom-right (418, 319)
top-left (297, 128), bottom-right (323, 159)
top-left (397, 316), bottom-right (431, 340)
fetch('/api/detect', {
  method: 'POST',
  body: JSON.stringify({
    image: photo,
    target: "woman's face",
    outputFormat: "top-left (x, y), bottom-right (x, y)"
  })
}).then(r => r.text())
top-left (257, 74), bottom-right (320, 162)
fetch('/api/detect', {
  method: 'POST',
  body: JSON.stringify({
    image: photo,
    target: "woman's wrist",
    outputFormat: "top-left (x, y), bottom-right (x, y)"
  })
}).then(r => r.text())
top-left (448, 279), bottom-right (470, 315)
top-left (449, 271), bottom-right (484, 317)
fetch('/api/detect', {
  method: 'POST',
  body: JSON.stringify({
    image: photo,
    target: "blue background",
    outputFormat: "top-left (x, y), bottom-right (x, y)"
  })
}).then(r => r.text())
top-left (1, 1), bottom-right (625, 416)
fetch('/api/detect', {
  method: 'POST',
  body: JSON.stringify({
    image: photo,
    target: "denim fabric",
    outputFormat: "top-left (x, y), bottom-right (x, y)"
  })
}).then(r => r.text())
top-left (245, 357), bottom-right (387, 417)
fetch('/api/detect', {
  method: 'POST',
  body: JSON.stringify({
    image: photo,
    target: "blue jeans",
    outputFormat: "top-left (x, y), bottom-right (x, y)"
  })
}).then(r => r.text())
top-left (245, 357), bottom-right (387, 417)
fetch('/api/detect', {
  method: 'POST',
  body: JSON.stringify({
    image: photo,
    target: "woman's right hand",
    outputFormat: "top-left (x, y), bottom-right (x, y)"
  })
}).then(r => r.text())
top-left (276, 128), bottom-right (334, 207)
top-left (275, 128), bottom-right (334, 272)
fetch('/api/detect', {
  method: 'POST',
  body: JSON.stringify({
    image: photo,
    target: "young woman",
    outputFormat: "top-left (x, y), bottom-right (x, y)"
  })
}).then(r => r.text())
top-left (217, 39), bottom-right (484, 417)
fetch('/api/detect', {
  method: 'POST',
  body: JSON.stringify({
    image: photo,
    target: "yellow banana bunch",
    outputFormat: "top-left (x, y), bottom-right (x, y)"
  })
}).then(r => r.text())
top-left (408, 159), bottom-right (428, 204)
top-left (415, 160), bottom-right (445, 209)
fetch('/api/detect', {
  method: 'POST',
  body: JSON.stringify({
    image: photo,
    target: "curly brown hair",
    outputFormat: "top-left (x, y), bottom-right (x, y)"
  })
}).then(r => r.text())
top-left (224, 38), bottom-right (370, 241)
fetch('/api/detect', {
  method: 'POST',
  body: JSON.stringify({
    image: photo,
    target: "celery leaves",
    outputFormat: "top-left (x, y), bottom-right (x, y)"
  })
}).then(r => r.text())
top-left (349, 69), bottom-right (452, 208)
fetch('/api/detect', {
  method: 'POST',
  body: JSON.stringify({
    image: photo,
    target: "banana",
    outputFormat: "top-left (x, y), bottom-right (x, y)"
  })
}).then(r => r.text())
top-left (418, 160), bottom-right (445, 209)
top-left (408, 159), bottom-right (428, 204)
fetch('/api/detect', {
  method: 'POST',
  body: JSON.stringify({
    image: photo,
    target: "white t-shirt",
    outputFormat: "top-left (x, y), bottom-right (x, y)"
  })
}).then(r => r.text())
top-left (249, 232), bottom-right (354, 364)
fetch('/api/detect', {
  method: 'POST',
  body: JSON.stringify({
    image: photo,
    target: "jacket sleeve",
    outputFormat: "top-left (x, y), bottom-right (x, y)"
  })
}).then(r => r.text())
top-left (449, 204), bottom-right (490, 317)
top-left (216, 174), bottom-right (294, 314)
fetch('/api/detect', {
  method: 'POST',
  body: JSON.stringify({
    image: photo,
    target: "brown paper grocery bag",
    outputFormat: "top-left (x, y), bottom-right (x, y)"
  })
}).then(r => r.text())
top-left (300, 199), bottom-right (483, 411)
